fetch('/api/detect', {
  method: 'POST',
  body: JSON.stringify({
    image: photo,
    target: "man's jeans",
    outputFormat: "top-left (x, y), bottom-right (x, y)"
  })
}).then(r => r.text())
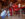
top-left (1, 16), bottom-right (5, 19)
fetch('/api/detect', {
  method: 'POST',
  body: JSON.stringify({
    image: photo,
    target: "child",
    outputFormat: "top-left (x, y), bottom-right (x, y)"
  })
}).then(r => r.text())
top-left (1, 9), bottom-right (6, 19)
top-left (7, 9), bottom-right (10, 19)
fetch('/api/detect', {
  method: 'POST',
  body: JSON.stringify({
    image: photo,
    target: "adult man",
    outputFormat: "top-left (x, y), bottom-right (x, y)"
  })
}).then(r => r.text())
top-left (1, 7), bottom-right (7, 19)
top-left (12, 2), bottom-right (18, 16)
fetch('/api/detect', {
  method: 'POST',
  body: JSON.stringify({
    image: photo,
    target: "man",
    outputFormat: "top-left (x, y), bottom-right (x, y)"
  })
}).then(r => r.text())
top-left (12, 2), bottom-right (18, 16)
top-left (1, 7), bottom-right (7, 19)
top-left (9, 7), bottom-right (12, 16)
top-left (18, 3), bottom-right (21, 17)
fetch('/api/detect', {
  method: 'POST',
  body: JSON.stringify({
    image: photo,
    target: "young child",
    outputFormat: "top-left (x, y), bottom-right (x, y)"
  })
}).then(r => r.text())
top-left (1, 9), bottom-right (6, 19)
top-left (7, 9), bottom-right (10, 19)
